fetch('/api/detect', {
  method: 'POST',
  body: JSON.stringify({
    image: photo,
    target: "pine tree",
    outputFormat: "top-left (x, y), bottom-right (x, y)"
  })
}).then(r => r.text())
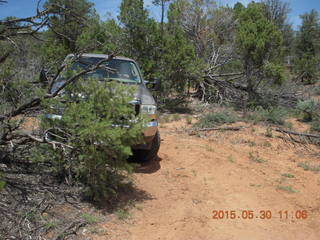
top-left (38, 78), bottom-right (145, 201)
top-left (42, 0), bottom-right (95, 66)
top-left (235, 2), bottom-right (284, 103)
top-left (159, 1), bottom-right (203, 94)
top-left (118, 0), bottom-right (148, 60)
top-left (118, 0), bottom-right (161, 78)
top-left (295, 9), bottom-right (320, 84)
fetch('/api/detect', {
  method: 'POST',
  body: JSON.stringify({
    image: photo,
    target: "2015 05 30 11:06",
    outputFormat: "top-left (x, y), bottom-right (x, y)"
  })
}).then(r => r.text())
top-left (212, 210), bottom-right (308, 220)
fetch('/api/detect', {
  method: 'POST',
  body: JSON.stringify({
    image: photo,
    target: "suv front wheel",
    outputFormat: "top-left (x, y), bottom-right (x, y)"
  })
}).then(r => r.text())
top-left (133, 130), bottom-right (160, 162)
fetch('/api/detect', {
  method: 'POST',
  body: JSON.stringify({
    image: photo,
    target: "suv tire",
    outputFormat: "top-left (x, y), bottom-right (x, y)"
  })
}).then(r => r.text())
top-left (133, 130), bottom-right (160, 162)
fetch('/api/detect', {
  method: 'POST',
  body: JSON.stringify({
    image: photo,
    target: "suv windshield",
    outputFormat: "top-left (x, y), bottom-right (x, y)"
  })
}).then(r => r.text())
top-left (68, 57), bottom-right (141, 83)
top-left (51, 57), bottom-right (142, 94)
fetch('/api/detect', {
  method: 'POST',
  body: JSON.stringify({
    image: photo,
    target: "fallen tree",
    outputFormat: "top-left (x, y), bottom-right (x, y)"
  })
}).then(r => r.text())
top-left (275, 128), bottom-right (320, 146)
top-left (0, 2), bottom-right (143, 239)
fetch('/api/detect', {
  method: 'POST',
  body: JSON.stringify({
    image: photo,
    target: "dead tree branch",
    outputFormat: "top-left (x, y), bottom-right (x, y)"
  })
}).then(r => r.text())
top-left (275, 129), bottom-right (320, 138)
top-left (188, 126), bottom-right (247, 135)
top-left (53, 220), bottom-right (87, 240)
top-left (275, 128), bottom-right (320, 146)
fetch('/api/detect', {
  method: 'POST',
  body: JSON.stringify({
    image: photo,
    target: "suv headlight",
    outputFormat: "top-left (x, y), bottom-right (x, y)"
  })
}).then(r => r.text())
top-left (140, 104), bottom-right (157, 114)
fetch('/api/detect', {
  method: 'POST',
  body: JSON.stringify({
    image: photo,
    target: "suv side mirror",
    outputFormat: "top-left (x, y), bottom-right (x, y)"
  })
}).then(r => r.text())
top-left (144, 77), bottom-right (161, 90)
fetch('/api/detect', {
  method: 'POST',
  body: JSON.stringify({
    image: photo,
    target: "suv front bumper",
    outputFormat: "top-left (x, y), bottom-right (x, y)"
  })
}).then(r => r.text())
top-left (133, 120), bottom-right (158, 150)
top-left (44, 114), bottom-right (158, 149)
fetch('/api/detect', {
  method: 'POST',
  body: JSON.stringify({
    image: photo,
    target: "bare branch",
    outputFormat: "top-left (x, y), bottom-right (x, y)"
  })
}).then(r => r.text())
top-left (205, 72), bottom-right (244, 78)
top-left (189, 126), bottom-right (247, 135)
top-left (50, 54), bottom-right (115, 97)
top-left (0, 52), bottom-right (10, 64)
top-left (275, 129), bottom-right (320, 139)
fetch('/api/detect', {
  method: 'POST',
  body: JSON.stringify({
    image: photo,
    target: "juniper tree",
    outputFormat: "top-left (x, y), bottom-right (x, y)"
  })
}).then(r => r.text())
top-left (295, 9), bottom-right (320, 84)
top-left (37, 76), bottom-right (145, 201)
top-left (42, 0), bottom-right (95, 66)
top-left (160, 1), bottom-right (203, 94)
top-left (235, 2), bottom-right (284, 104)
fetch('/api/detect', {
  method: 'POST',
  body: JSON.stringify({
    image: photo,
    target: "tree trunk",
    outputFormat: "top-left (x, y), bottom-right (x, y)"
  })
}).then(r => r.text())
top-left (244, 59), bottom-right (256, 104)
top-left (161, 0), bottom-right (165, 38)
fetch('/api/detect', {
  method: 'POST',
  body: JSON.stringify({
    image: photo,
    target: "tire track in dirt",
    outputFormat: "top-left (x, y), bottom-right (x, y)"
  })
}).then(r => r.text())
top-left (92, 120), bottom-right (320, 240)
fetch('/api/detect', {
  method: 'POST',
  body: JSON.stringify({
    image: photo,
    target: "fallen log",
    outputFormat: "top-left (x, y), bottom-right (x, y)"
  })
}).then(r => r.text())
top-left (275, 129), bottom-right (320, 139)
top-left (189, 126), bottom-right (247, 135)
top-left (54, 220), bottom-right (87, 240)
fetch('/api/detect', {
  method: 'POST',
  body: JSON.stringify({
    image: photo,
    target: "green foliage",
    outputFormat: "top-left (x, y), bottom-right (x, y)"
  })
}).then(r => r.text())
top-left (234, 2), bottom-right (245, 16)
top-left (82, 213), bottom-right (99, 224)
top-left (245, 106), bottom-right (289, 125)
top-left (263, 61), bottom-right (285, 85)
top-left (115, 208), bottom-right (131, 220)
top-left (236, 2), bottom-right (283, 67)
top-left (294, 54), bottom-right (319, 84)
top-left (277, 185), bottom-right (297, 193)
top-left (102, 19), bottom-right (123, 51)
top-left (161, 22), bottom-right (203, 93)
top-left (235, 2), bottom-right (284, 102)
top-left (297, 99), bottom-right (320, 122)
top-left (265, 127), bottom-right (273, 137)
top-left (119, 0), bottom-right (161, 78)
top-left (0, 37), bottom-right (45, 114)
top-left (298, 162), bottom-right (320, 173)
top-left (41, 0), bottom-right (95, 68)
top-left (281, 173), bottom-right (295, 178)
top-left (43, 220), bottom-right (60, 231)
top-left (172, 114), bottom-right (181, 121)
top-left (185, 115), bottom-right (193, 124)
top-left (248, 151), bottom-right (266, 163)
top-left (261, 0), bottom-right (294, 56)
top-left (40, 41), bottom-right (69, 70)
top-left (0, 174), bottom-right (5, 191)
top-left (294, 9), bottom-right (320, 84)
top-left (44, 0), bottom-right (94, 51)
top-left (194, 111), bottom-right (238, 128)
top-left (36, 78), bottom-right (145, 201)
top-left (155, 0), bottom-right (205, 95)
top-left (75, 16), bottom-right (117, 52)
top-left (311, 120), bottom-right (320, 133)
top-left (313, 86), bottom-right (320, 95)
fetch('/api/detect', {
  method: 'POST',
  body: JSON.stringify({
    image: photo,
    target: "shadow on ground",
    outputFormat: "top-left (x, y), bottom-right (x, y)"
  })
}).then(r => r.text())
top-left (134, 155), bottom-right (162, 174)
top-left (158, 98), bottom-right (193, 114)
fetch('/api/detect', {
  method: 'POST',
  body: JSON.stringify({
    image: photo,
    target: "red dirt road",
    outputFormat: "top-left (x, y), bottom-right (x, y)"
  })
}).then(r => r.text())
top-left (91, 120), bottom-right (320, 240)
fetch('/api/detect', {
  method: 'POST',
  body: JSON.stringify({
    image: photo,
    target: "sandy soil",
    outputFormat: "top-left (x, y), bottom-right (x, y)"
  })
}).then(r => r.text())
top-left (85, 118), bottom-right (320, 240)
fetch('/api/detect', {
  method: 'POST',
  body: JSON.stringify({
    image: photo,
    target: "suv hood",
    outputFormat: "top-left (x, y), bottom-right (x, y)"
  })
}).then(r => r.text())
top-left (134, 84), bottom-right (156, 105)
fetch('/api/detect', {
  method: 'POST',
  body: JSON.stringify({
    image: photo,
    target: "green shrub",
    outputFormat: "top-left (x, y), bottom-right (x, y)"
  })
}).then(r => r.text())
top-left (246, 106), bottom-right (288, 125)
top-left (277, 185), bottom-right (297, 193)
top-left (248, 152), bottom-right (266, 163)
top-left (115, 208), bottom-right (130, 220)
top-left (172, 114), bottom-right (181, 121)
top-left (265, 127), bottom-right (273, 137)
top-left (311, 120), bottom-right (320, 133)
top-left (82, 213), bottom-right (99, 224)
top-left (194, 111), bottom-right (238, 128)
top-left (263, 61), bottom-right (285, 85)
top-left (281, 173), bottom-right (295, 178)
top-left (0, 174), bottom-right (5, 191)
top-left (34, 79), bottom-right (145, 201)
top-left (185, 115), bottom-right (193, 124)
top-left (297, 99), bottom-right (320, 122)
top-left (313, 86), bottom-right (320, 95)
top-left (298, 162), bottom-right (320, 173)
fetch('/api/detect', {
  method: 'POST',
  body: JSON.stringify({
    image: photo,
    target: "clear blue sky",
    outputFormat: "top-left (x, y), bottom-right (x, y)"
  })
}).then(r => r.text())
top-left (1, 0), bottom-right (320, 30)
